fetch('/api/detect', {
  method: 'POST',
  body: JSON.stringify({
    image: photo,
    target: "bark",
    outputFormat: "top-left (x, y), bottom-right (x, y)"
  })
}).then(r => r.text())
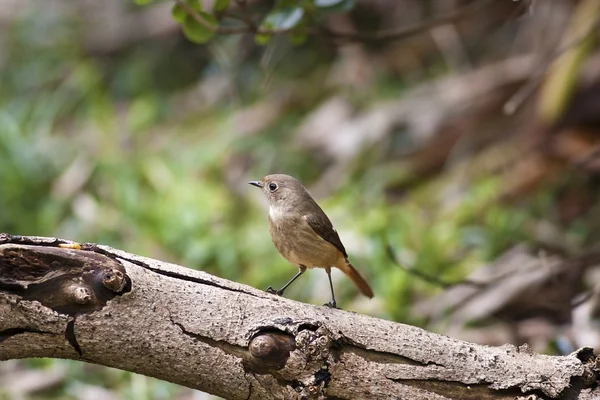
top-left (0, 234), bottom-right (598, 400)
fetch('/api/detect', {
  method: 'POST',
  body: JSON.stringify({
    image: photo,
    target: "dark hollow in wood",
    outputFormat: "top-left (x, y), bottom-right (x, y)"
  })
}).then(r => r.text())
top-left (0, 244), bottom-right (130, 315)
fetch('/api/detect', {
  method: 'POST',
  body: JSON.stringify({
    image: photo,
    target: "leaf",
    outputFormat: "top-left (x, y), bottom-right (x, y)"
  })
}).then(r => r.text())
top-left (182, 12), bottom-right (217, 44)
top-left (263, 6), bottom-right (304, 30)
top-left (186, 0), bottom-right (203, 12)
top-left (171, 4), bottom-right (187, 23)
top-left (290, 30), bottom-right (308, 45)
top-left (134, 0), bottom-right (155, 5)
top-left (314, 0), bottom-right (355, 12)
top-left (254, 33), bottom-right (272, 45)
top-left (314, 0), bottom-right (343, 6)
top-left (172, 0), bottom-right (203, 23)
top-left (255, 5), bottom-right (303, 43)
top-left (213, 0), bottom-right (230, 11)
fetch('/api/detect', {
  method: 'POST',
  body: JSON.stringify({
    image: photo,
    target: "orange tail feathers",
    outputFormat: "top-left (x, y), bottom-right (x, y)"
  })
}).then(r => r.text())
top-left (339, 260), bottom-right (374, 298)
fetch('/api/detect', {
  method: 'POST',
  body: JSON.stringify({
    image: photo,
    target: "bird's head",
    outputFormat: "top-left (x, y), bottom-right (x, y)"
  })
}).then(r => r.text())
top-left (249, 174), bottom-right (310, 210)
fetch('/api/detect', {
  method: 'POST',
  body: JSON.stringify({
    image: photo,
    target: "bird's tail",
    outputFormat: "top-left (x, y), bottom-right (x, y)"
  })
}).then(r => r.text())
top-left (338, 259), bottom-right (374, 298)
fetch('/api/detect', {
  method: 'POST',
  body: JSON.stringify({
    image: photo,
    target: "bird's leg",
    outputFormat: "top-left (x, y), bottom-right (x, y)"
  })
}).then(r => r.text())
top-left (266, 265), bottom-right (307, 296)
top-left (324, 268), bottom-right (339, 308)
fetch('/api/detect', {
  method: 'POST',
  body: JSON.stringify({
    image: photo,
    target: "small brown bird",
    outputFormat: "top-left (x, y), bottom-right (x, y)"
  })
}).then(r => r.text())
top-left (249, 174), bottom-right (373, 308)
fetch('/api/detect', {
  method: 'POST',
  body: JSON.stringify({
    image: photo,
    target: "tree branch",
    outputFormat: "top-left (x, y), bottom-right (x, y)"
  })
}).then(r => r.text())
top-left (175, 0), bottom-right (497, 43)
top-left (0, 234), bottom-right (598, 399)
top-left (322, 0), bottom-right (496, 43)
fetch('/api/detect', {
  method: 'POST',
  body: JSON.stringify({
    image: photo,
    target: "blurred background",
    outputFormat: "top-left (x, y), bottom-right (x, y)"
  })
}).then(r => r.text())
top-left (1, 0), bottom-right (600, 398)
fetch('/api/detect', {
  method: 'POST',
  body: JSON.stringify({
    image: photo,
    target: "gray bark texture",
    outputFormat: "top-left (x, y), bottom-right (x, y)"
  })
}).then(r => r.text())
top-left (0, 234), bottom-right (598, 400)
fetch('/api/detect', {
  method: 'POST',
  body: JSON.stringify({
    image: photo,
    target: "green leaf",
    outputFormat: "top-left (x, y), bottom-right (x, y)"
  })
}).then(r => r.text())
top-left (171, 4), bottom-right (187, 23)
top-left (213, 0), bottom-right (230, 11)
top-left (254, 32), bottom-right (272, 45)
top-left (290, 30), bottom-right (308, 45)
top-left (263, 6), bottom-right (304, 30)
top-left (171, 0), bottom-right (203, 23)
top-left (134, 0), bottom-right (154, 5)
top-left (314, 0), bottom-right (355, 12)
top-left (182, 12), bottom-right (217, 44)
top-left (189, 0), bottom-right (203, 12)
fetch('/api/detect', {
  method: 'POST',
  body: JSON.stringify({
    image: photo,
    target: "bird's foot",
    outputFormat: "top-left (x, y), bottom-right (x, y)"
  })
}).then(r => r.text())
top-left (266, 286), bottom-right (284, 296)
top-left (323, 300), bottom-right (339, 309)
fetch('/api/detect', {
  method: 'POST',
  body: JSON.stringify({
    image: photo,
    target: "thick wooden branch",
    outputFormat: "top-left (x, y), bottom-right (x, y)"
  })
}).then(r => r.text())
top-left (0, 234), bottom-right (598, 400)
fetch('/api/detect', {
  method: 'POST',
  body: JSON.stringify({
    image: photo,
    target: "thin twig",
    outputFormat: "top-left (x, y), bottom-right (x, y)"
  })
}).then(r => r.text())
top-left (504, 18), bottom-right (600, 115)
top-left (231, 0), bottom-right (258, 31)
top-left (570, 289), bottom-right (597, 309)
top-left (323, 0), bottom-right (495, 43)
top-left (385, 244), bottom-right (486, 288)
top-left (176, 0), bottom-right (231, 33)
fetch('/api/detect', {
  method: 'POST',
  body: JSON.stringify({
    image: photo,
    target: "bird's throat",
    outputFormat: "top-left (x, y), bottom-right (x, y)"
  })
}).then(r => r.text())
top-left (268, 205), bottom-right (290, 221)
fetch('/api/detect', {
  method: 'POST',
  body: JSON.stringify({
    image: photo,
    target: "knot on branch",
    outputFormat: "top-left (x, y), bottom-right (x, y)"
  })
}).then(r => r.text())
top-left (245, 331), bottom-right (295, 373)
top-left (0, 243), bottom-right (130, 315)
top-left (101, 269), bottom-right (127, 292)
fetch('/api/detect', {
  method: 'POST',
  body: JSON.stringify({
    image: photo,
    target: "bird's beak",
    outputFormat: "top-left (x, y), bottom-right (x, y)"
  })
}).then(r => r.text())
top-left (248, 180), bottom-right (263, 188)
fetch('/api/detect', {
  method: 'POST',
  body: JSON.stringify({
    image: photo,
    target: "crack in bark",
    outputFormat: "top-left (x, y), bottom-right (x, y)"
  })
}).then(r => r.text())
top-left (396, 378), bottom-right (548, 400)
top-left (143, 264), bottom-right (261, 297)
top-left (85, 244), bottom-right (262, 298)
top-left (169, 313), bottom-right (256, 399)
top-left (0, 234), bottom-right (261, 300)
top-left (0, 327), bottom-right (53, 343)
top-left (332, 327), bottom-right (449, 368)
top-left (0, 233), bottom-right (69, 248)
top-left (334, 336), bottom-right (422, 366)
top-left (168, 313), bottom-right (248, 358)
top-left (244, 374), bottom-right (253, 400)
top-left (65, 318), bottom-right (82, 356)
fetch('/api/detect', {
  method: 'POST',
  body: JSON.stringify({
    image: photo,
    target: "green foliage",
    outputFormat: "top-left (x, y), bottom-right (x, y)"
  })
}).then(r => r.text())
top-left (181, 11), bottom-right (217, 44)
top-left (213, 0), bottom-right (230, 11)
top-left (170, 0), bottom-right (218, 44)
top-left (171, 3), bottom-right (187, 23)
top-left (255, 5), bottom-right (304, 44)
top-left (158, 0), bottom-right (357, 46)
top-left (254, 32), bottom-right (272, 45)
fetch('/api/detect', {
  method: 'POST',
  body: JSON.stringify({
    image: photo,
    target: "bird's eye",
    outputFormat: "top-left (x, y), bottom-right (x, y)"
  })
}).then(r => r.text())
top-left (268, 182), bottom-right (278, 192)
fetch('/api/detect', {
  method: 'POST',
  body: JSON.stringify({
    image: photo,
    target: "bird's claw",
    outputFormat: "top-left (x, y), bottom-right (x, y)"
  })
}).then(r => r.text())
top-left (266, 286), bottom-right (284, 296)
top-left (323, 300), bottom-right (339, 309)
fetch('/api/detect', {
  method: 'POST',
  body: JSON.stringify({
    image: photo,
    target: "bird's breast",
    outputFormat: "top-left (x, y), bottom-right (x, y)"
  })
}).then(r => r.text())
top-left (268, 213), bottom-right (342, 268)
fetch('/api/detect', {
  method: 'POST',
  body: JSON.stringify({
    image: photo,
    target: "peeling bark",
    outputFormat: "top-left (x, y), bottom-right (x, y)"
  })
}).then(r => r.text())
top-left (0, 234), bottom-right (598, 400)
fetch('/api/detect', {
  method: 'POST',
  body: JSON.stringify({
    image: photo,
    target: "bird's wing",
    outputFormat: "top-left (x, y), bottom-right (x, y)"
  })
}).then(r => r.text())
top-left (303, 213), bottom-right (348, 258)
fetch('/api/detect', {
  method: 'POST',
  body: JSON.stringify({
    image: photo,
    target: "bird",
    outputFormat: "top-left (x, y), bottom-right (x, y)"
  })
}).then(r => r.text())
top-left (249, 174), bottom-right (373, 308)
